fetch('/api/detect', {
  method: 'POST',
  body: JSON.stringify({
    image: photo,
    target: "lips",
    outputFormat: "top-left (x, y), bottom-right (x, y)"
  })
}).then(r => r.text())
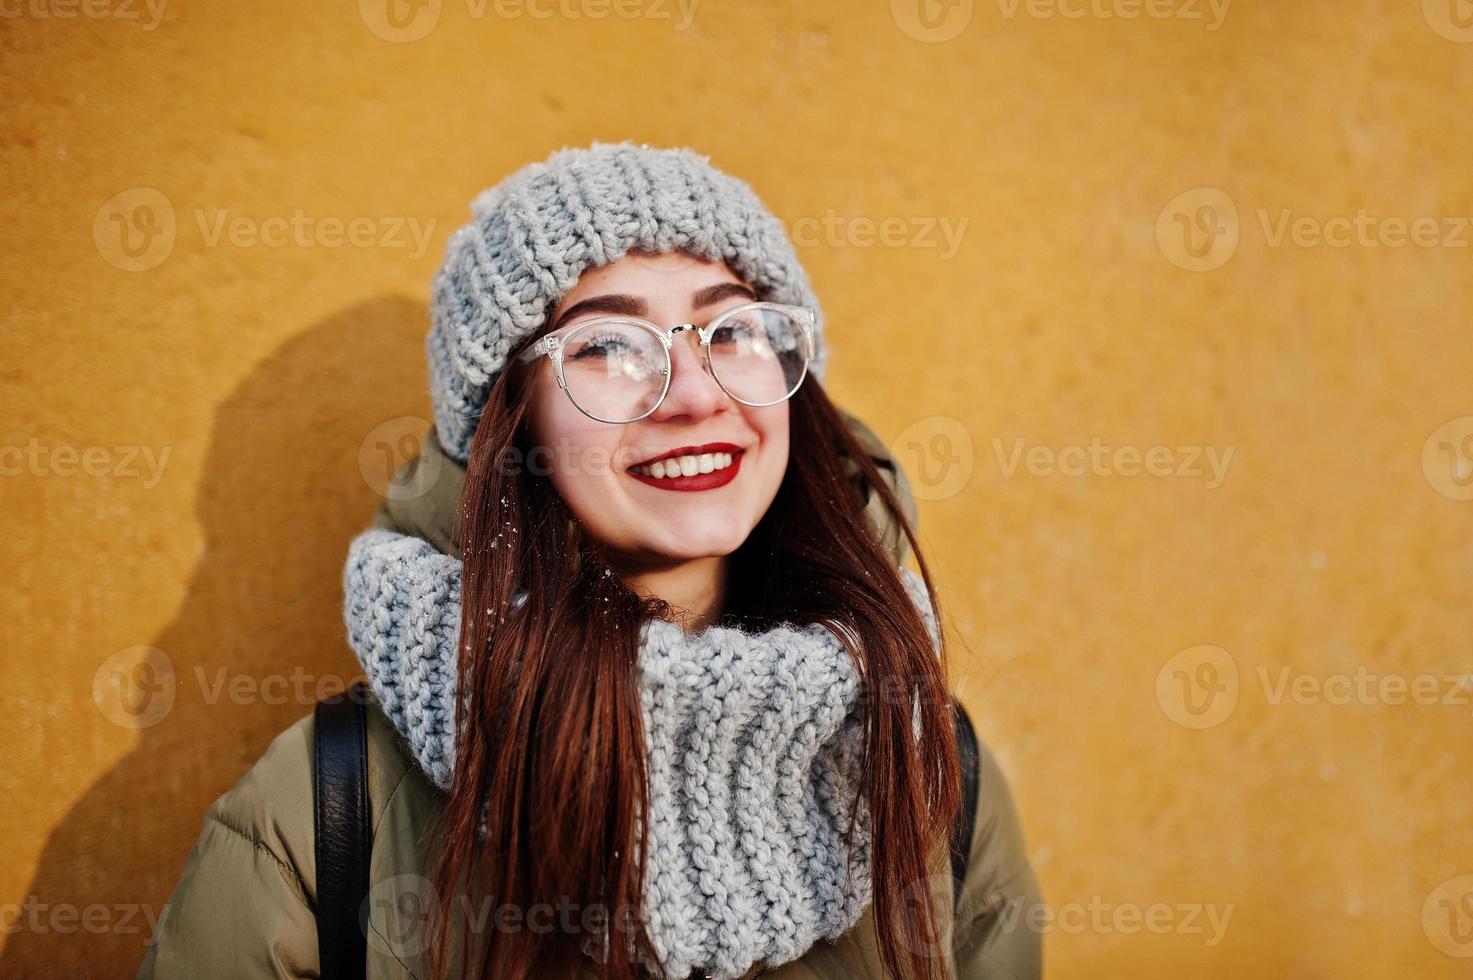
top-left (629, 442), bottom-right (744, 468)
top-left (626, 442), bottom-right (746, 493)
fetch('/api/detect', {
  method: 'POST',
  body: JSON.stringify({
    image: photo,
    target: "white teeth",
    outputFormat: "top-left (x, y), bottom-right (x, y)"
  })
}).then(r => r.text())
top-left (632, 452), bottom-right (738, 479)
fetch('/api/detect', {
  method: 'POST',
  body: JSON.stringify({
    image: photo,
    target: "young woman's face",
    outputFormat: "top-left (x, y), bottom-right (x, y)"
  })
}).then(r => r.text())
top-left (526, 252), bottom-right (791, 563)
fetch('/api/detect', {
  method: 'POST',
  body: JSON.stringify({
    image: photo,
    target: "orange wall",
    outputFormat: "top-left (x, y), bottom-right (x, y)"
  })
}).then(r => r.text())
top-left (5, 1), bottom-right (1473, 976)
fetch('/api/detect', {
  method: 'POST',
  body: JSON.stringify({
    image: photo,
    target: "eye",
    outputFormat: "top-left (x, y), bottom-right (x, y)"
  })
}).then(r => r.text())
top-left (567, 330), bottom-right (637, 360)
top-left (711, 317), bottom-right (768, 351)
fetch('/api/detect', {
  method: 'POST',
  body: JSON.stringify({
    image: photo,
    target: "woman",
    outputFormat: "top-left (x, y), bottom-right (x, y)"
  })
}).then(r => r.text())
top-left (140, 142), bottom-right (1042, 980)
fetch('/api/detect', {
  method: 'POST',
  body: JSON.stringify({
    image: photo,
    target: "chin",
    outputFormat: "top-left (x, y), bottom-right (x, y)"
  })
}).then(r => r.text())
top-left (638, 523), bottom-right (752, 561)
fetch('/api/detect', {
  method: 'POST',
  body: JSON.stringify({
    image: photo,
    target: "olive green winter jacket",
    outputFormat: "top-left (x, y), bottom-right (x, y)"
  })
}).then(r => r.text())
top-left (138, 410), bottom-right (1043, 980)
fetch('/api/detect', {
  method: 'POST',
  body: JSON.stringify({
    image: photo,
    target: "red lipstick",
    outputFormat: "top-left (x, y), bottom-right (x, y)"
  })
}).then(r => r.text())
top-left (627, 442), bottom-right (745, 493)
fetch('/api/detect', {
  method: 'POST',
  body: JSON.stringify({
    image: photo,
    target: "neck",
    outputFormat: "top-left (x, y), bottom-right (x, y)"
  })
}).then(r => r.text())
top-left (613, 553), bottom-right (728, 634)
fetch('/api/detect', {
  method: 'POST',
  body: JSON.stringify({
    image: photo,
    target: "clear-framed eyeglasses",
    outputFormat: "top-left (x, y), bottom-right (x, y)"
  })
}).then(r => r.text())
top-left (515, 301), bottom-right (817, 424)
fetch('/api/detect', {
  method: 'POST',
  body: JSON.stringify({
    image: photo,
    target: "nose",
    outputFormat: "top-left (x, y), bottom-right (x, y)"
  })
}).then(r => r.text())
top-left (647, 328), bottom-right (728, 422)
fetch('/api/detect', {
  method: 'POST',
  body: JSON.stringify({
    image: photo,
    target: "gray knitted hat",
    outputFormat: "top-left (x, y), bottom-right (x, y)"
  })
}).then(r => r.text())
top-left (426, 140), bottom-right (828, 464)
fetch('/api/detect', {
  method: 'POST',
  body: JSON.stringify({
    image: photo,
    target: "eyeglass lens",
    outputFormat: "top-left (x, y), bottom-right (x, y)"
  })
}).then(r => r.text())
top-left (559, 308), bottom-right (809, 423)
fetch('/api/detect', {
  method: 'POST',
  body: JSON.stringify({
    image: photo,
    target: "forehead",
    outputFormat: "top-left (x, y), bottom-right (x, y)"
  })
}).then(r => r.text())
top-left (552, 252), bottom-right (745, 316)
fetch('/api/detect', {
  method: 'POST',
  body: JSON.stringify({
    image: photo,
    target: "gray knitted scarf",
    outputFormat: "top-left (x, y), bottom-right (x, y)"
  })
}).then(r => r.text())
top-left (342, 526), bottom-right (937, 979)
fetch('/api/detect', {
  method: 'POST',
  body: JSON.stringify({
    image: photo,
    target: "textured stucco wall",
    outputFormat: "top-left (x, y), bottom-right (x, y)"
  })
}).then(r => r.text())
top-left (5, 1), bottom-right (1473, 976)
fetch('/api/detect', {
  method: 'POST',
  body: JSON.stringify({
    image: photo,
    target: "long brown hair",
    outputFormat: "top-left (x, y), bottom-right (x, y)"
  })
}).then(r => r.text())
top-left (425, 280), bottom-right (960, 980)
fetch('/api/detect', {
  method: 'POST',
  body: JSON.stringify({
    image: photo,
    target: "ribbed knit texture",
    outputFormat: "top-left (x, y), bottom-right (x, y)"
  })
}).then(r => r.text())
top-left (342, 527), bottom-right (939, 980)
top-left (427, 140), bottom-right (828, 464)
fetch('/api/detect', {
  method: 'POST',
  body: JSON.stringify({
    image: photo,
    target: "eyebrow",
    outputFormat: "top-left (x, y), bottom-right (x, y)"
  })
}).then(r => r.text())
top-left (549, 281), bottom-right (757, 333)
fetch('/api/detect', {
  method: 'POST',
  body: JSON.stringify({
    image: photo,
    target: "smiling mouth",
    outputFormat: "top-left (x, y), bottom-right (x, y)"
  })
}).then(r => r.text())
top-left (626, 443), bottom-right (745, 491)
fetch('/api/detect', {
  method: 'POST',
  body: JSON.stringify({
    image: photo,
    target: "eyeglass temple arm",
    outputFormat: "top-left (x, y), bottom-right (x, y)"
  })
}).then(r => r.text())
top-left (516, 334), bottom-right (559, 364)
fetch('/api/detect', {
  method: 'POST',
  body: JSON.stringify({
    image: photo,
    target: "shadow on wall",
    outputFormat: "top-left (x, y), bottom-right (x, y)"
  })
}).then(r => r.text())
top-left (3, 297), bottom-right (431, 979)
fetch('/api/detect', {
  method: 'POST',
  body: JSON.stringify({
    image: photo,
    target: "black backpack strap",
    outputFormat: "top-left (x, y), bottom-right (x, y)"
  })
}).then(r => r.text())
top-left (314, 680), bottom-right (372, 980)
top-left (951, 697), bottom-right (981, 909)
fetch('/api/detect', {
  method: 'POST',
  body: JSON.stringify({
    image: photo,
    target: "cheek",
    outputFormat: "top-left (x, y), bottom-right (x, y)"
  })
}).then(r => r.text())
top-left (748, 404), bottom-right (791, 495)
top-left (528, 378), bottom-right (625, 509)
